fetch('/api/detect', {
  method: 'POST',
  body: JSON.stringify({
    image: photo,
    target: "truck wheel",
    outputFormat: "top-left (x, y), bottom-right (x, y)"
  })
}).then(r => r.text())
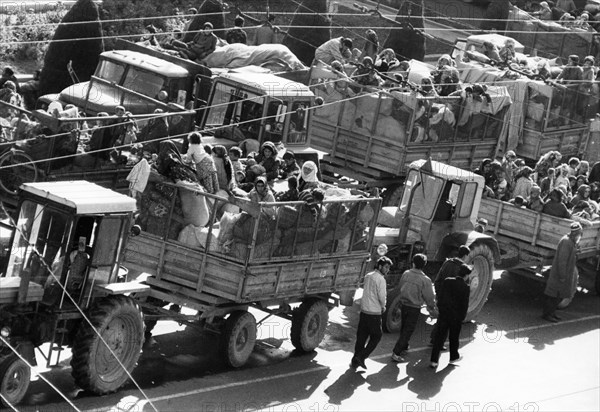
top-left (291, 300), bottom-right (329, 352)
top-left (0, 150), bottom-right (38, 195)
top-left (383, 289), bottom-right (403, 333)
top-left (221, 311), bottom-right (257, 368)
top-left (0, 356), bottom-right (31, 407)
top-left (71, 296), bottom-right (144, 394)
top-left (464, 244), bottom-right (495, 321)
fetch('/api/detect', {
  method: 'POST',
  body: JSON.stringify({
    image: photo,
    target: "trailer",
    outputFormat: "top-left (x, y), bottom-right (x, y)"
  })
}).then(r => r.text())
top-left (0, 178), bottom-right (380, 406)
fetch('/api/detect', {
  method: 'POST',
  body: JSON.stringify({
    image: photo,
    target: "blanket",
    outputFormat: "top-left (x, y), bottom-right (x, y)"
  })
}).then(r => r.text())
top-left (203, 43), bottom-right (306, 71)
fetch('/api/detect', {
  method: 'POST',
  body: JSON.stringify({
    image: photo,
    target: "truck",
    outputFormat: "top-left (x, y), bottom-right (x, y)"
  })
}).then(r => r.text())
top-left (305, 63), bottom-right (513, 206)
top-left (375, 159), bottom-right (600, 332)
top-left (0, 178), bottom-right (380, 406)
top-left (454, 33), bottom-right (598, 163)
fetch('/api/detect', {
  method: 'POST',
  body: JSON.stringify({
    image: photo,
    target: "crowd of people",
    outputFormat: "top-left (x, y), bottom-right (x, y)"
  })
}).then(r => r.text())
top-left (474, 150), bottom-right (600, 224)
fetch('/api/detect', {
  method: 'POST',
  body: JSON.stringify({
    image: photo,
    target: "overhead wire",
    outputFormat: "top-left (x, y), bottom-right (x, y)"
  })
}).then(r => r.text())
top-left (0, 67), bottom-right (589, 173)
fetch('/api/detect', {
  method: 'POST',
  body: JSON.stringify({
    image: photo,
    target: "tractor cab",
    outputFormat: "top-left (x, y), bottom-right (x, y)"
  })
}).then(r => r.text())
top-left (396, 159), bottom-right (485, 259)
top-left (0, 181), bottom-right (136, 308)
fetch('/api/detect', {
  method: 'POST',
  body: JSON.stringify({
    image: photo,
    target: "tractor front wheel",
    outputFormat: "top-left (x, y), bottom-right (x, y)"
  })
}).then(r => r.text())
top-left (0, 355), bottom-right (31, 407)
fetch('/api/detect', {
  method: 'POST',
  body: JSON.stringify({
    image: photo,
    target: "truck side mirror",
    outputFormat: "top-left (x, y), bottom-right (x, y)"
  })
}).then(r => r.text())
top-left (130, 225), bottom-right (141, 237)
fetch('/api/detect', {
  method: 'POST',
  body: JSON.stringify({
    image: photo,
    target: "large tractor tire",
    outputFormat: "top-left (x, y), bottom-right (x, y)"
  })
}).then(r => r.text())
top-left (71, 295), bottom-right (144, 395)
top-left (383, 289), bottom-right (403, 333)
top-left (290, 300), bottom-right (329, 352)
top-left (221, 311), bottom-right (257, 368)
top-left (0, 356), bottom-right (31, 407)
top-left (464, 244), bottom-right (495, 321)
top-left (0, 149), bottom-right (38, 195)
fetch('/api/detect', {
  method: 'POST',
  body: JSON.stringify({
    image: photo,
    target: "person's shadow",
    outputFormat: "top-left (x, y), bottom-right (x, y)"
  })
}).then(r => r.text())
top-left (406, 358), bottom-right (456, 400)
top-left (324, 367), bottom-right (367, 405)
top-left (366, 362), bottom-right (410, 392)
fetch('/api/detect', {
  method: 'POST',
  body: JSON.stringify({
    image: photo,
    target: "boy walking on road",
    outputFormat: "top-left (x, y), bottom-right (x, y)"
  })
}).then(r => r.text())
top-left (429, 262), bottom-right (471, 368)
top-left (391, 254), bottom-right (437, 362)
top-left (352, 256), bottom-right (392, 369)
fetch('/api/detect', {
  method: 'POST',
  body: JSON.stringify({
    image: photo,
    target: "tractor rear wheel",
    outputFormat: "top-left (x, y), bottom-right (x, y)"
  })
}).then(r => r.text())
top-left (464, 244), bottom-right (495, 321)
top-left (71, 296), bottom-right (144, 394)
top-left (0, 355), bottom-right (30, 407)
top-left (291, 300), bottom-right (329, 352)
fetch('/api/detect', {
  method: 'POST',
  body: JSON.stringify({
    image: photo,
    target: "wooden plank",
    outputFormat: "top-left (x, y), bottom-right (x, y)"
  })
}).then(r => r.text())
top-left (95, 282), bottom-right (150, 295)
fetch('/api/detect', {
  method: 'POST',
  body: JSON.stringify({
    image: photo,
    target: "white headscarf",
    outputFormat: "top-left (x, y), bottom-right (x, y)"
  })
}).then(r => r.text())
top-left (301, 161), bottom-right (319, 183)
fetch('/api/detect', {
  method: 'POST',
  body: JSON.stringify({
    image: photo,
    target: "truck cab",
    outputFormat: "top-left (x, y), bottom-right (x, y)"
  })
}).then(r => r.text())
top-left (37, 39), bottom-right (213, 118)
top-left (202, 72), bottom-right (315, 151)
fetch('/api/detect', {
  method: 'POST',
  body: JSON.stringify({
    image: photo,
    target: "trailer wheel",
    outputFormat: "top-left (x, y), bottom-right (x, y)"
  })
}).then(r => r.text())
top-left (0, 149), bottom-right (38, 195)
top-left (464, 244), bottom-right (495, 321)
top-left (221, 311), bottom-right (257, 368)
top-left (383, 289), bottom-right (403, 333)
top-left (71, 296), bottom-right (144, 395)
top-left (0, 356), bottom-right (30, 408)
top-left (291, 300), bottom-right (329, 352)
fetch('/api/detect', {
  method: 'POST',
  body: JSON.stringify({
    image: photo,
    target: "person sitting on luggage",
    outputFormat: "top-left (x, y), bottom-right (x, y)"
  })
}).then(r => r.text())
top-left (177, 22), bottom-right (218, 61)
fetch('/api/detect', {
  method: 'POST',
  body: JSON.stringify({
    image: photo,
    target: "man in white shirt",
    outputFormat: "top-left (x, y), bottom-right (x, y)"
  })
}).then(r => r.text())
top-left (351, 256), bottom-right (392, 369)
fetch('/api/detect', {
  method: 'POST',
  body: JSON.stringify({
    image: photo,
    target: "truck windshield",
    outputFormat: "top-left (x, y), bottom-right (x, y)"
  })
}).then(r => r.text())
top-left (205, 82), bottom-right (265, 139)
top-left (122, 67), bottom-right (166, 100)
top-left (399, 170), bottom-right (445, 220)
top-left (96, 59), bottom-right (125, 83)
top-left (6, 201), bottom-right (70, 286)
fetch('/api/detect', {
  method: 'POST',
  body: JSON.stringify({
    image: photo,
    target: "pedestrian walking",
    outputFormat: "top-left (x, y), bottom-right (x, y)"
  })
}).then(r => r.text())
top-left (351, 256), bottom-right (392, 370)
top-left (429, 245), bottom-right (471, 347)
top-left (542, 222), bottom-right (582, 322)
top-left (429, 261), bottom-right (471, 369)
top-left (391, 254), bottom-right (437, 362)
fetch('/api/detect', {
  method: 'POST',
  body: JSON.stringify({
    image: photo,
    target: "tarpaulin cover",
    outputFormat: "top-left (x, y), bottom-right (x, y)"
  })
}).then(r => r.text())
top-left (203, 43), bottom-right (306, 71)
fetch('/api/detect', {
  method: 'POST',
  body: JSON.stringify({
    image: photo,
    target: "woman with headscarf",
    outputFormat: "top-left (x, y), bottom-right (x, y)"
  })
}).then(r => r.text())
top-left (362, 29), bottom-right (379, 61)
top-left (569, 184), bottom-right (591, 209)
top-left (534, 151), bottom-right (562, 182)
top-left (212, 145), bottom-right (235, 191)
top-left (512, 166), bottom-right (535, 200)
top-left (249, 176), bottom-right (276, 219)
top-left (156, 140), bottom-right (198, 183)
top-left (254, 141), bottom-right (280, 181)
top-left (542, 188), bottom-right (571, 218)
top-left (185, 132), bottom-right (219, 194)
top-left (298, 160), bottom-right (321, 192)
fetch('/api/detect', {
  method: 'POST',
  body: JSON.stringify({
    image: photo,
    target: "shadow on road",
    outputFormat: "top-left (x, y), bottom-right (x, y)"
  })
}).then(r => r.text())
top-left (324, 367), bottom-right (368, 405)
top-left (406, 358), bottom-right (456, 400)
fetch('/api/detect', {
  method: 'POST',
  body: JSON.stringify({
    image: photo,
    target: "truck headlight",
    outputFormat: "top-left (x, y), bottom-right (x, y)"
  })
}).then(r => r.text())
top-left (0, 327), bottom-right (11, 338)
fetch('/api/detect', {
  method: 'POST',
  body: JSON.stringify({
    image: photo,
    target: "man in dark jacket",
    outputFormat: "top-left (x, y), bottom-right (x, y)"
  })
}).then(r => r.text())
top-left (429, 245), bottom-right (471, 346)
top-left (429, 260), bottom-right (471, 368)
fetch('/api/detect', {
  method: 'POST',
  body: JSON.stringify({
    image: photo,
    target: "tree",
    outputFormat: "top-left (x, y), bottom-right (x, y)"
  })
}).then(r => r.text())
top-left (183, 0), bottom-right (227, 42)
top-left (39, 0), bottom-right (104, 96)
top-left (382, 0), bottom-right (426, 61)
top-left (282, 0), bottom-right (331, 66)
top-left (481, 0), bottom-right (510, 31)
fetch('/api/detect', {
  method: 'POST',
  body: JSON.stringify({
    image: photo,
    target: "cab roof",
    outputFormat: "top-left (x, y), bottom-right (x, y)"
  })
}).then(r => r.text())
top-left (409, 159), bottom-right (485, 186)
top-left (20, 181), bottom-right (137, 215)
top-left (101, 50), bottom-right (190, 78)
top-left (216, 72), bottom-right (314, 98)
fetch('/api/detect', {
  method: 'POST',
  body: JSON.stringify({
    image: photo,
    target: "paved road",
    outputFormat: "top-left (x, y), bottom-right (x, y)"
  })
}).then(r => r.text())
top-left (15, 270), bottom-right (599, 412)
